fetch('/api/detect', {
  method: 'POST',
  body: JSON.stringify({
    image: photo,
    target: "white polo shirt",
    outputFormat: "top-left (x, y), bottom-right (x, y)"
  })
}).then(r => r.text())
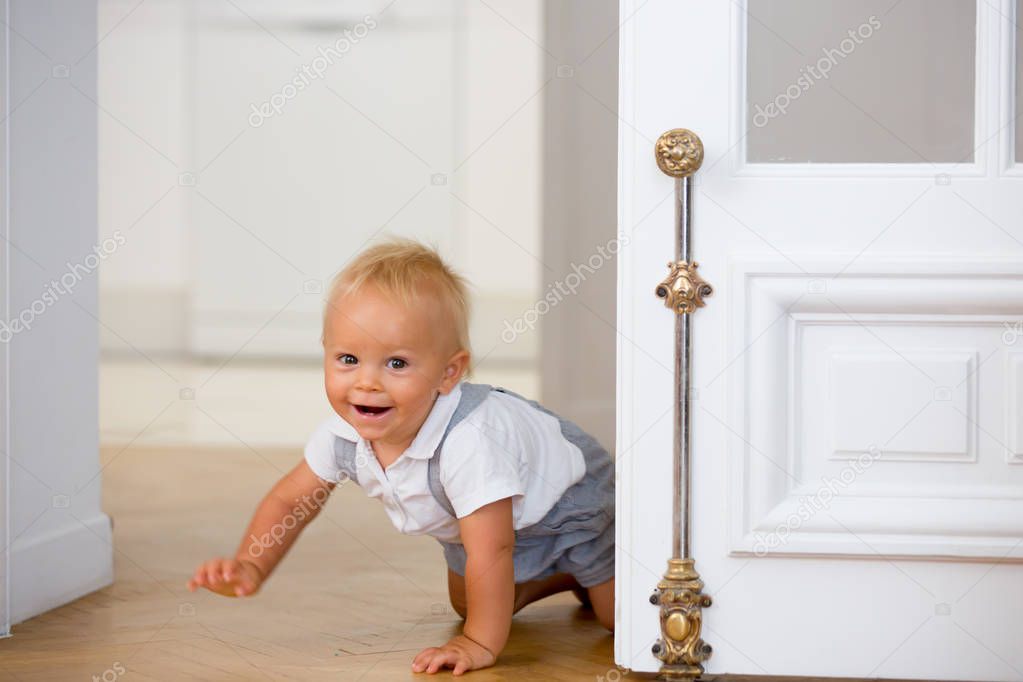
top-left (303, 382), bottom-right (587, 543)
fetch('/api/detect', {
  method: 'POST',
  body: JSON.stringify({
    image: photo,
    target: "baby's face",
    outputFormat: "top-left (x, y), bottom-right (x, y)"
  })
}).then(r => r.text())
top-left (321, 285), bottom-right (466, 452)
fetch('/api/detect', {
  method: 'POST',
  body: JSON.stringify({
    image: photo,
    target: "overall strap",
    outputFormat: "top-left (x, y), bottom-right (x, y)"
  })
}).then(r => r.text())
top-left (332, 436), bottom-right (362, 485)
top-left (427, 382), bottom-right (495, 517)
top-left (429, 385), bottom-right (606, 518)
top-left (490, 386), bottom-right (606, 457)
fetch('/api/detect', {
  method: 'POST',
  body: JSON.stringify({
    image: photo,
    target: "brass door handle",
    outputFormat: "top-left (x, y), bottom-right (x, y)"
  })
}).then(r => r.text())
top-left (649, 128), bottom-right (714, 681)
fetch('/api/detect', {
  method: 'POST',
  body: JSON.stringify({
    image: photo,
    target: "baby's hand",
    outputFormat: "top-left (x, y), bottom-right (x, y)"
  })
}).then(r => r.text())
top-left (186, 558), bottom-right (264, 598)
top-left (412, 634), bottom-right (496, 675)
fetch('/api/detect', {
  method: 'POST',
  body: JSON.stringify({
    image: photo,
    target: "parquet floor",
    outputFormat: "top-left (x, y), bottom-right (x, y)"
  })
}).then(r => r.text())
top-left (0, 445), bottom-right (620, 681)
top-left (0, 387), bottom-right (937, 681)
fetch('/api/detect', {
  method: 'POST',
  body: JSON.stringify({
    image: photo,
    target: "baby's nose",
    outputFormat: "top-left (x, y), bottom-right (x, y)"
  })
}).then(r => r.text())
top-left (353, 367), bottom-right (382, 390)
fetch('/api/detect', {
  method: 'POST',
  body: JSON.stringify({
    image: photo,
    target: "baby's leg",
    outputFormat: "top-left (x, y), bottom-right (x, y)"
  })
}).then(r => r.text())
top-left (586, 578), bottom-right (615, 631)
top-left (446, 568), bottom-right (583, 618)
top-left (572, 585), bottom-right (593, 609)
top-left (512, 572), bottom-right (581, 612)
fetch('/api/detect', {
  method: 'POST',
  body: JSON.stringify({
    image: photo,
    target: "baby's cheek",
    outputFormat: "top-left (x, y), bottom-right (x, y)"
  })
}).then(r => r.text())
top-left (324, 377), bottom-right (347, 406)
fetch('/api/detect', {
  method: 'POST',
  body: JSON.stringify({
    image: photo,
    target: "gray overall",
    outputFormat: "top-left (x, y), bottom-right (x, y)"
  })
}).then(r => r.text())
top-left (332, 383), bottom-right (615, 587)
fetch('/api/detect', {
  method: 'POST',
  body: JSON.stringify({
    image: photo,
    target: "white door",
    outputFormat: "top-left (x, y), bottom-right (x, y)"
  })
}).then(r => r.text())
top-left (616, 1), bottom-right (1023, 679)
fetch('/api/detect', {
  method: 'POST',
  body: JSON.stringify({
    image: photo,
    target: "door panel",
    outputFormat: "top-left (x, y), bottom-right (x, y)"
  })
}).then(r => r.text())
top-left (728, 258), bottom-right (1023, 560)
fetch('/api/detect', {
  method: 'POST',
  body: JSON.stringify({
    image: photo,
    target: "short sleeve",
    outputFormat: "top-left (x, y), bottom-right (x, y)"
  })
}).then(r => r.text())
top-left (439, 420), bottom-right (526, 519)
top-left (304, 418), bottom-right (343, 484)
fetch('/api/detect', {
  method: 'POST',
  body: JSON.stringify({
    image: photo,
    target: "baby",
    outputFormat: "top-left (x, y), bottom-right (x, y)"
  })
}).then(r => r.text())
top-left (187, 239), bottom-right (615, 675)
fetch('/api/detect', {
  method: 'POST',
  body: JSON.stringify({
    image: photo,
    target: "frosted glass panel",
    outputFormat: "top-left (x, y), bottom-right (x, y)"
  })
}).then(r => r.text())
top-left (746, 0), bottom-right (976, 164)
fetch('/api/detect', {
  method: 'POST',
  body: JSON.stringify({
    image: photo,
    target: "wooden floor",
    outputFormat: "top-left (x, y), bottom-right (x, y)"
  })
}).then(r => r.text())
top-left (0, 444), bottom-right (945, 682)
top-left (0, 446), bottom-right (622, 681)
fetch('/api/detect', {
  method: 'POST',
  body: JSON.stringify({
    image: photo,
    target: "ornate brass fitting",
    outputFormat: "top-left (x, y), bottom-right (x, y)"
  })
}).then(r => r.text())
top-left (650, 559), bottom-right (713, 680)
top-left (650, 127), bottom-right (713, 680)
top-left (654, 129), bottom-right (704, 178)
top-left (655, 261), bottom-right (713, 315)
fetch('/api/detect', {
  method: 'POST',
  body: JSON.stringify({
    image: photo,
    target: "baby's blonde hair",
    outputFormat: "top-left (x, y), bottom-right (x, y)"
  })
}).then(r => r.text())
top-left (322, 238), bottom-right (473, 367)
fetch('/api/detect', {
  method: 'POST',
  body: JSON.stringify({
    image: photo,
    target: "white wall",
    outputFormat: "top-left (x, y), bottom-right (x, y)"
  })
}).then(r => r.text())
top-left (5, 0), bottom-right (113, 627)
top-left (540, 0), bottom-right (619, 451)
top-left (97, 0), bottom-right (190, 355)
top-left (97, 0), bottom-right (544, 368)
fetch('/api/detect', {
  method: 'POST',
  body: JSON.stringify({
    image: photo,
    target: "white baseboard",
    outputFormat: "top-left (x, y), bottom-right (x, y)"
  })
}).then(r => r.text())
top-left (11, 513), bottom-right (114, 626)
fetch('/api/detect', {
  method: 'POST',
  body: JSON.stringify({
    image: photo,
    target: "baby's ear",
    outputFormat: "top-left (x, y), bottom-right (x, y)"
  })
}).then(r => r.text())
top-left (440, 349), bottom-right (470, 393)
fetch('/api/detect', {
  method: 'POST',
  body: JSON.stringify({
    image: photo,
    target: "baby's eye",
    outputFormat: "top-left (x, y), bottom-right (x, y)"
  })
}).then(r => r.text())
top-left (338, 354), bottom-right (357, 365)
top-left (386, 358), bottom-right (407, 370)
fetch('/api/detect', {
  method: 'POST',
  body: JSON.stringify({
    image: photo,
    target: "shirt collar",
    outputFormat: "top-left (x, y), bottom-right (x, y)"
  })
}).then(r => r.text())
top-left (403, 381), bottom-right (463, 459)
top-left (325, 382), bottom-right (464, 460)
top-left (326, 411), bottom-right (360, 442)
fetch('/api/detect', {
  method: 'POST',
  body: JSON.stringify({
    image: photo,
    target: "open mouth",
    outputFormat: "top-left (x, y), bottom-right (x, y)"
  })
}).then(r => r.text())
top-left (354, 404), bottom-right (393, 417)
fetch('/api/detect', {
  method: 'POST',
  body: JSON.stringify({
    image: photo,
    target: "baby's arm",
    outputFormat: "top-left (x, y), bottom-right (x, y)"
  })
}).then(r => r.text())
top-left (412, 497), bottom-right (514, 675)
top-left (187, 459), bottom-right (335, 597)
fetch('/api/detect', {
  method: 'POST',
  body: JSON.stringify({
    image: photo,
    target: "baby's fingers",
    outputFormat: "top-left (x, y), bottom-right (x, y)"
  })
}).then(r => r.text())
top-left (411, 648), bottom-right (437, 673)
top-left (205, 560), bottom-right (233, 587)
top-left (452, 656), bottom-right (471, 676)
top-left (426, 651), bottom-right (461, 674)
top-left (233, 573), bottom-right (257, 596)
top-left (204, 564), bottom-right (221, 587)
top-left (187, 565), bottom-right (210, 592)
top-left (186, 559), bottom-right (240, 596)
top-left (413, 648), bottom-right (456, 674)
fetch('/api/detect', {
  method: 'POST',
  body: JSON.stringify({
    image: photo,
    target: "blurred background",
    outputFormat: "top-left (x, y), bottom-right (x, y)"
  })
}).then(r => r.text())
top-left (96, 0), bottom-right (619, 456)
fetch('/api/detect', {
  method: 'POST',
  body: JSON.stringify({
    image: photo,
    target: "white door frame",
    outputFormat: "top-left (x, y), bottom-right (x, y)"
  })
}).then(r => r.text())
top-left (3, 0), bottom-right (112, 630)
top-left (1, 0), bottom-right (10, 638)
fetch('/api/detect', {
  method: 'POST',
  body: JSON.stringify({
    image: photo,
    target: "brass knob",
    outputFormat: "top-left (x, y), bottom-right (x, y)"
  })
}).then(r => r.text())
top-left (654, 128), bottom-right (704, 178)
top-left (665, 611), bottom-right (690, 640)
